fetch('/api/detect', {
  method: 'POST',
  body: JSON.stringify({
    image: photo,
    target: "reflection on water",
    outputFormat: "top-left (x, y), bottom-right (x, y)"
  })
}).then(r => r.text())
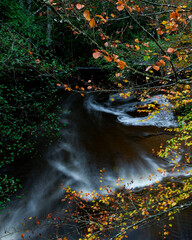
top-left (0, 93), bottom-right (191, 239)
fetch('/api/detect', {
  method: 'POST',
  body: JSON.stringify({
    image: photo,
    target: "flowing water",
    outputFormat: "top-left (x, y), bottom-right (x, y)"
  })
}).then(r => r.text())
top-left (0, 93), bottom-right (192, 240)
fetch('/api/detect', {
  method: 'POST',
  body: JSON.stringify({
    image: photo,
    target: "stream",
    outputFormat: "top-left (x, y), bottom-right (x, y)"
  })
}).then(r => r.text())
top-left (0, 93), bottom-right (192, 240)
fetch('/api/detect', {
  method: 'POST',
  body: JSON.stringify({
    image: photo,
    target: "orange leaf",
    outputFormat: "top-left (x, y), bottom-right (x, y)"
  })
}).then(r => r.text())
top-left (36, 59), bottom-right (41, 64)
top-left (115, 73), bottom-right (121, 77)
top-left (117, 5), bottom-right (124, 11)
top-left (96, 15), bottom-right (107, 23)
top-left (159, 60), bottom-right (165, 66)
top-left (89, 18), bottom-right (96, 28)
top-left (153, 65), bottom-right (160, 71)
top-left (36, 221), bottom-right (40, 225)
top-left (117, 60), bottom-right (126, 69)
top-left (156, 62), bottom-right (161, 66)
top-left (104, 55), bottom-right (112, 62)
top-left (162, 55), bottom-right (170, 61)
top-left (83, 10), bottom-right (91, 21)
top-left (104, 42), bottom-right (109, 47)
top-left (135, 45), bottom-right (140, 51)
top-left (167, 47), bottom-right (175, 54)
top-left (76, 4), bottom-right (84, 10)
top-left (93, 51), bottom-right (101, 59)
top-left (21, 233), bottom-right (24, 238)
top-left (28, 51), bottom-right (33, 55)
top-left (127, 6), bottom-right (132, 12)
top-left (182, 18), bottom-right (187, 24)
top-left (135, 38), bottom-right (139, 43)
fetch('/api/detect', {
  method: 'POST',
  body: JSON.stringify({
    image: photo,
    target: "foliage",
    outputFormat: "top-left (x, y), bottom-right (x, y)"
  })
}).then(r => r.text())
top-left (0, 0), bottom-right (192, 238)
top-left (30, 0), bottom-right (192, 239)
top-left (0, 0), bottom-right (72, 210)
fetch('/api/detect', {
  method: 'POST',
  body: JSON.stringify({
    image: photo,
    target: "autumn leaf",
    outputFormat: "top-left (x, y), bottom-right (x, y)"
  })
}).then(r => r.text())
top-left (159, 59), bottom-right (165, 66)
top-left (89, 18), bottom-right (96, 28)
top-left (83, 10), bottom-right (91, 21)
top-left (153, 65), bottom-right (160, 71)
top-left (36, 221), bottom-right (40, 225)
top-left (116, 73), bottom-right (121, 77)
top-left (93, 51), bottom-right (101, 59)
top-left (117, 5), bottom-right (124, 11)
top-left (156, 62), bottom-right (161, 66)
top-left (36, 59), bottom-right (41, 64)
top-left (127, 6), bottom-right (132, 12)
top-left (76, 4), bottom-right (84, 10)
top-left (104, 42), bottom-right (109, 47)
top-left (145, 66), bottom-right (152, 71)
top-left (167, 47), bottom-right (175, 54)
top-left (28, 51), bottom-right (33, 55)
top-left (162, 55), bottom-right (171, 61)
top-left (135, 45), bottom-right (140, 51)
top-left (135, 38), bottom-right (140, 43)
top-left (117, 60), bottom-right (127, 69)
top-left (96, 15), bottom-right (107, 23)
top-left (104, 55), bottom-right (112, 62)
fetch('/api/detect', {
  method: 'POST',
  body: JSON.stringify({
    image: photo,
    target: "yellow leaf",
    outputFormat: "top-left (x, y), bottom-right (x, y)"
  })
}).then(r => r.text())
top-left (135, 45), bottom-right (140, 51)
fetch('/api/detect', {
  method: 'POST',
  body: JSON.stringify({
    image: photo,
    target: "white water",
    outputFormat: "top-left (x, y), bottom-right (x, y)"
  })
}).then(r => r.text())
top-left (0, 94), bottom-right (190, 240)
top-left (86, 94), bottom-right (178, 127)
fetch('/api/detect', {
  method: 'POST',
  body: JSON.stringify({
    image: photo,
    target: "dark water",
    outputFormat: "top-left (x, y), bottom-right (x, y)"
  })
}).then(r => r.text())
top-left (0, 93), bottom-right (192, 240)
